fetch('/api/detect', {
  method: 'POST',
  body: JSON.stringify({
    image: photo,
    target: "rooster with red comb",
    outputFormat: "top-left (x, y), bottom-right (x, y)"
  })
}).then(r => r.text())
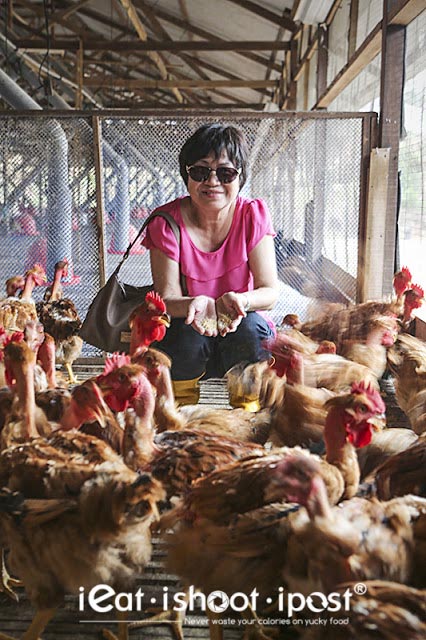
top-left (128, 291), bottom-right (170, 357)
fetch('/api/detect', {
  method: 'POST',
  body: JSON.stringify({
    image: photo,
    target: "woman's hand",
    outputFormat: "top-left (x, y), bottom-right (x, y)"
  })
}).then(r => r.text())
top-left (215, 292), bottom-right (247, 337)
top-left (185, 295), bottom-right (218, 336)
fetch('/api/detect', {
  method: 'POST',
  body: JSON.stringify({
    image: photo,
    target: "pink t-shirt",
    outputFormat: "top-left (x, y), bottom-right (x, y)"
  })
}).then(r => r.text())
top-left (142, 196), bottom-right (276, 299)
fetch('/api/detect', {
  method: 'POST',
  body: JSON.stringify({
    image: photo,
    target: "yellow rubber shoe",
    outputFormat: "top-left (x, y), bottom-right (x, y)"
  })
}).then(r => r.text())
top-left (172, 376), bottom-right (202, 406)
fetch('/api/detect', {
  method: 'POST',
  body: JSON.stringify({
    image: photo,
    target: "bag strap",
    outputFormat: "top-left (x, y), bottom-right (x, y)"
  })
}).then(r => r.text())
top-left (115, 210), bottom-right (187, 295)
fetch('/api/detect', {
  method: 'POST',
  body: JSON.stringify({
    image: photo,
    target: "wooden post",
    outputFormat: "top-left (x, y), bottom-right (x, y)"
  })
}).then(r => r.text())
top-left (303, 59), bottom-right (310, 110)
top-left (92, 116), bottom-right (107, 288)
top-left (348, 0), bottom-right (359, 59)
top-left (7, 0), bottom-right (13, 29)
top-left (316, 25), bottom-right (328, 102)
top-left (362, 148), bottom-right (391, 301)
top-left (358, 114), bottom-right (379, 301)
top-left (75, 40), bottom-right (84, 109)
top-left (379, 0), bottom-right (406, 295)
top-left (287, 39), bottom-right (298, 110)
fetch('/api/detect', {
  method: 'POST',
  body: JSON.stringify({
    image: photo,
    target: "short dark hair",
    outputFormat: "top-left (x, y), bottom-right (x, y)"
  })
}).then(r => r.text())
top-left (179, 124), bottom-right (248, 189)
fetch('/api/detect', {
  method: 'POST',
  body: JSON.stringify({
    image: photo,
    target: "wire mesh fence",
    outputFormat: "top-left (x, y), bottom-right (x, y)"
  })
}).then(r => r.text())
top-left (0, 111), bottom-right (375, 356)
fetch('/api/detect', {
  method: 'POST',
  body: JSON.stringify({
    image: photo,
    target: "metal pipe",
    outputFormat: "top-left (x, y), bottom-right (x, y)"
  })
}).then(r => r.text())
top-left (0, 67), bottom-right (73, 280)
top-left (48, 93), bottom-right (132, 255)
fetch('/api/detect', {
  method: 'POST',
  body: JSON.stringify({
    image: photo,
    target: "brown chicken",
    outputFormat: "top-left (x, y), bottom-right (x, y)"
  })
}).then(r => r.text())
top-left (161, 453), bottom-right (426, 640)
top-left (226, 359), bottom-right (333, 447)
top-left (118, 370), bottom-right (267, 499)
top-left (34, 387), bottom-right (72, 422)
top-left (387, 333), bottom-right (426, 435)
top-left (0, 265), bottom-right (46, 332)
top-left (298, 268), bottom-right (424, 351)
top-left (283, 465), bottom-right (426, 597)
top-left (1, 339), bottom-right (50, 448)
top-left (230, 362), bottom-right (386, 497)
top-left (4, 275), bottom-right (25, 298)
top-left (37, 259), bottom-right (83, 384)
top-left (300, 581), bottom-right (426, 639)
top-left (104, 350), bottom-right (273, 444)
top-left (0, 458), bottom-right (164, 640)
top-left (375, 434), bottom-right (426, 500)
top-left (265, 332), bottom-right (380, 392)
top-left (161, 454), bottom-right (325, 639)
top-left (59, 379), bottom-right (124, 454)
top-left (128, 290), bottom-right (171, 356)
top-left (341, 314), bottom-right (398, 379)
top-left (177, 381), bottom-right (385, 514)
top-left (90, 357), bottom-right (268, 500)
top-left (357, 427), bottom-right (419, 480)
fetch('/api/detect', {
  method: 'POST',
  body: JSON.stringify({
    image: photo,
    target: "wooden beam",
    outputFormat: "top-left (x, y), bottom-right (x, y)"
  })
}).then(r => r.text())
top-left (325, 0), bottom-right (344, 25)
top-left (83, 54), bottom-right (272, 97)
top-left (15, 38), bottom-right (291, 52)
top-left (84, 78), bottom-right (278, 89)
top-left (130, 0), bottom-right (281, 71)
top-left (50, 0), bottom-right (93, 27)
top-left (7, 0), bottom-right (14, 29)
top-left (379, 20), bottom-right (406, 295)
top-left (133, 0), bottom-right (205, 104)
top-left (389, 0), bottom-right (425, 24)
top-left (225, 0), bottom-right (297, 32)
top-left (263, 3), bottom-right (297, 107)
top-left (294, 35), bottom-right (318, 81)
top-left (315, 22), bottom-right (382, 107)
top-left (287, 39), bottom-right (298, 110)
top-left (348, 0), bottom-right (359, 59)
top-left (75, 40), bottom-right (84, 109)
top-left (118, 0), bottom-right (184, 104)
top-left (98, 101), bottom-right (267, 110)
top-left (315, 0), bottom-right (424, 108)
top-left (316, 25), bottom-right (328, 99)
top-left (303, 59), bottom-right (310, 110)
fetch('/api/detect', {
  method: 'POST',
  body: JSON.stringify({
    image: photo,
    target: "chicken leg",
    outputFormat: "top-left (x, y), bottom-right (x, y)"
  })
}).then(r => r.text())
top-left (102, 611), bottom-right (129, 640)
top-left (128, 608), bottom-right (185, 640)
top-left (0, 549), bottom-right (22, 602)
top-left (65, 362), bottom-right (78, 385)
top-left (0, 607), bottom-right (56, 640)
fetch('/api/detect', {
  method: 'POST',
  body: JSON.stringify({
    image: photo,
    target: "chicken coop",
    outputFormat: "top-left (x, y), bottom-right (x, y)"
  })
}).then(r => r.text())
top-left (0, 1), bottom-right (425, 639)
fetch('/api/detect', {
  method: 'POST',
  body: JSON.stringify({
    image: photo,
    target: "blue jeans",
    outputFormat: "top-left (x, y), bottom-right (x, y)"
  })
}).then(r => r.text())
top-left (153, 312), bottom-right (274, 380)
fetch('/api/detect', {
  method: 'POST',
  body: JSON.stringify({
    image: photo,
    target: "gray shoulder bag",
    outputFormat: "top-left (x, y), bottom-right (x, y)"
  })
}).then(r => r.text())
top-left (80, 211), bottom-right (186, 353)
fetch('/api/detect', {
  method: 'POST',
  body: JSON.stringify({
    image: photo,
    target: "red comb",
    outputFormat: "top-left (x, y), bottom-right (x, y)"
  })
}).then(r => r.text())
top-left (350, 380), bottom-right (386, 413)
top-left (103, 352), bottom-right (131, 375)
top-left (145, 290), bottom-right (167, 313)
top-left (393, 266), bottom-right (412, 296)
top-left (396, 266), bottom-right (411, 280)
top-left (410, 283), bottom-right (424, 298)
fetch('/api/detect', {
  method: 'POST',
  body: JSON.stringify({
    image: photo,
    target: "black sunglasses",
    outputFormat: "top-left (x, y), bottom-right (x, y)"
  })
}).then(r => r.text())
top-left (186, 164), bottom-right (241, 184)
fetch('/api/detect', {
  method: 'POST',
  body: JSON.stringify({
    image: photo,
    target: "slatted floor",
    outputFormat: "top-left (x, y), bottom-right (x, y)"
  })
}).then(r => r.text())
top-left (0, 361), bottom-right (410, 638)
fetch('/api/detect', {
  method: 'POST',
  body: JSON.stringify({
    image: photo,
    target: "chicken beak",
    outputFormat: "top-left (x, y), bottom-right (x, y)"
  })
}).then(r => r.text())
top-left (367, 413), bottom-right (386, 431)
top-left (91, 405), bottom-right (108, 428)
top-left (154, 313), bottom-right (170, 328)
